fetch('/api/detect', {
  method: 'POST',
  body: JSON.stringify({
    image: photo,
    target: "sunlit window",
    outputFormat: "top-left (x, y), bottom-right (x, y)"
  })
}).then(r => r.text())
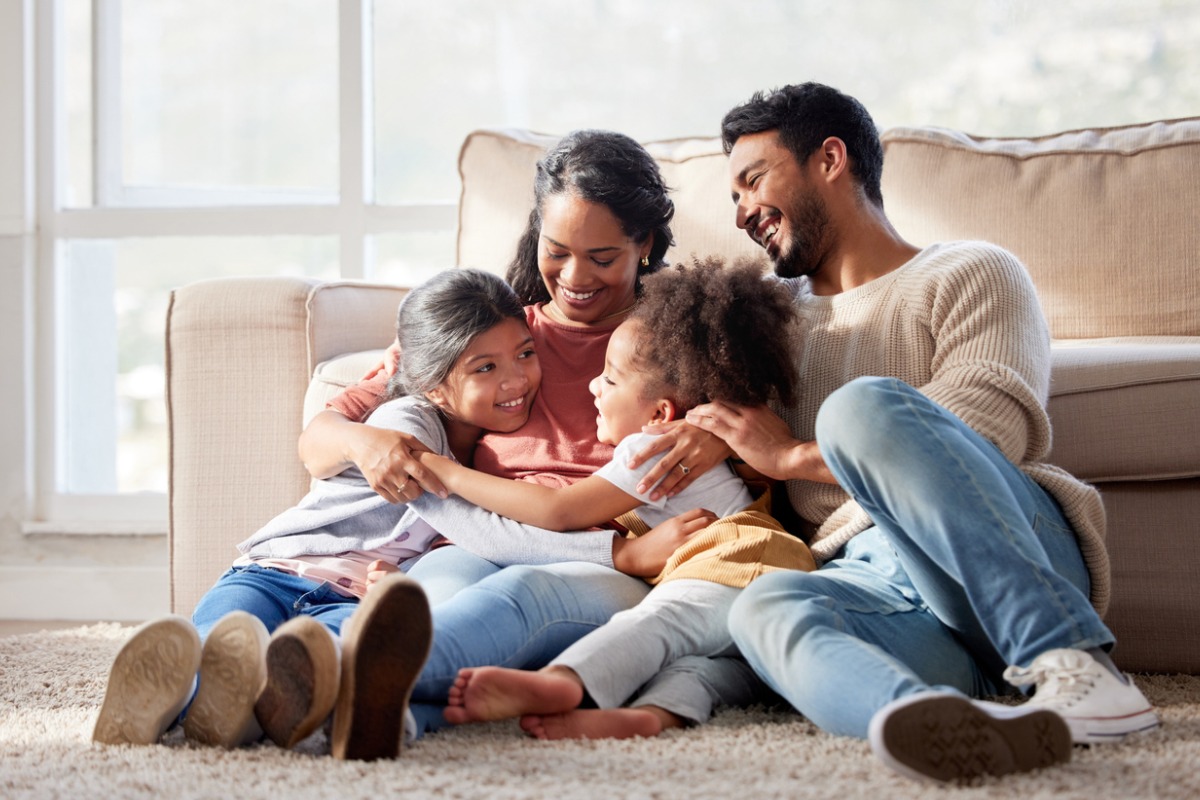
top-left (39, 0), bottom-right (1200, 521)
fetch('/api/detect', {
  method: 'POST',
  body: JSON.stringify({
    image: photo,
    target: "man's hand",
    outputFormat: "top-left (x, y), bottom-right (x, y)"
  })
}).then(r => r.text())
top-left (625, 420), bottom-right (734, 501)
top-left (611, 508), bottom-right (717, 577)
top-left (684, 401), bottom-right (835, 484)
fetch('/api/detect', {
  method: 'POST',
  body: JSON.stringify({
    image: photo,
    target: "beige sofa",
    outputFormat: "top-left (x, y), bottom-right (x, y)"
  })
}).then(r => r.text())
top-left (167, 120), bottom-right (1200, 675)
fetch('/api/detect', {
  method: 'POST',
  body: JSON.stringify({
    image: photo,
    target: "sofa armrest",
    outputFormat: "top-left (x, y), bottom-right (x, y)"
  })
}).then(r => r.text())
top-left (166, 276), bottom-right (407, 615)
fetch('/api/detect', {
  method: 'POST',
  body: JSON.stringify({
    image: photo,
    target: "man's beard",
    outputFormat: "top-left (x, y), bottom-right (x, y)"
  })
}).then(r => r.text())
top-left (770, 189), bottom-right (831, 280)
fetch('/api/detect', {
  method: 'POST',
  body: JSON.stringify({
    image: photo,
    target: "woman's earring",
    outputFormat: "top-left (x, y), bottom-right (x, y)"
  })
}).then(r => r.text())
top-left (640, 256), bottom-right (650, 267)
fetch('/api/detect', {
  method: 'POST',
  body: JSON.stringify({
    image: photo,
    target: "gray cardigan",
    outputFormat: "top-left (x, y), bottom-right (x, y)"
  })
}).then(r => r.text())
top-left (238, 395), bottom-right (617, 567)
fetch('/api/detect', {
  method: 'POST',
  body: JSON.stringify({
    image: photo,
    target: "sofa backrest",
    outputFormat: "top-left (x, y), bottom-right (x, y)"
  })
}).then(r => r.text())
top-left (456, 128), bottom-right (760, 277)
top-left (457, 119), bottom-right (1200, 340)
top-left (881, 119), bottom-right (1200, 340)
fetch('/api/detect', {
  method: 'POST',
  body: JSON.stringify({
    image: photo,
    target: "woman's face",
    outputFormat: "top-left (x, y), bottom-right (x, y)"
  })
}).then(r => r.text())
top-left (538, 193), bottom-right (650, 326)
top-left (426, 317), bottom-right (541, 435)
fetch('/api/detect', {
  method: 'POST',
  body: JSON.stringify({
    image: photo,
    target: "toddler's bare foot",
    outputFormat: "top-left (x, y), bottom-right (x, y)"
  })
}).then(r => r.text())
top-left (519, 708), bottom-right (666, 740)
top-left (443, 666), bottom-right (583, 724)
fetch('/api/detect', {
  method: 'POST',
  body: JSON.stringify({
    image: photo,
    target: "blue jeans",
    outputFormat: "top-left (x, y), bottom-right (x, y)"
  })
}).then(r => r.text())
top-left (406, 561), bottom-right (652, 735)
top-left (729, 377), bottom-right (1114, 739)
top-left (403, 545), bottom-right (502, 607)
top-left (191, 564), bottom-right (361, 641)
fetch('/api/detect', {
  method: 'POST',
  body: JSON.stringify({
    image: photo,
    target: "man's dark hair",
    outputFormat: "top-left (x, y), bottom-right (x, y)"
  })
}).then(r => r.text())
top-left (720, 83), bottom-right (884, 207)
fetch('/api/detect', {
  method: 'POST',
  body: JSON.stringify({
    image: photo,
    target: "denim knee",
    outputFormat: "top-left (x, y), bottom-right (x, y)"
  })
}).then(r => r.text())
top-left (814, 376), bottom-right (905, 453)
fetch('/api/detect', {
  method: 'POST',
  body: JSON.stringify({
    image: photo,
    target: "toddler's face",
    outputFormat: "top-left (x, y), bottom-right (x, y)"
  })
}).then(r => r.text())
top-left (588, 320), bottom-right (665, 446)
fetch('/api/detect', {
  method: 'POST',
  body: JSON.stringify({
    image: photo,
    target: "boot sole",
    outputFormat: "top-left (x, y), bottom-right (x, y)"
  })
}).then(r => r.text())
top-left (183, 611), bottom-right (269, 748)
top-left (256, 616), bottom-right (341, 748)
top-left (330, 575), bottom-right (431, 760)
top-left (92, 616), bottom-right (201, 746)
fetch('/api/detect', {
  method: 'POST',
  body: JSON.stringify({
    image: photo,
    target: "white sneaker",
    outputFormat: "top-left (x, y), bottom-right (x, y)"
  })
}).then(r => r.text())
top-left (1004, 648), bottom-right (1160, 743)
top-left (93, 615), bottom-right (202, 746)
top-left (255, 616), bottom-right (341, 749)
top-left (869, 691), bottom-right (1072, 783)
top-left (183, 611), bottom-right (270, 748)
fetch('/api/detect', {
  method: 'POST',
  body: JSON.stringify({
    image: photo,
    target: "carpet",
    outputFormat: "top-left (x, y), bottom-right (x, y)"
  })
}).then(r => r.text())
top-left (2, 623), bottom-right (1198, 799)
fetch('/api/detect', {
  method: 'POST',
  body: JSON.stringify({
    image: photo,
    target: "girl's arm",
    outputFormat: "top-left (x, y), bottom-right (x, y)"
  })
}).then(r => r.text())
top-left (299, 409), bottom-right (447, 503)
top-left (418, 453), bottom-right (640, 532)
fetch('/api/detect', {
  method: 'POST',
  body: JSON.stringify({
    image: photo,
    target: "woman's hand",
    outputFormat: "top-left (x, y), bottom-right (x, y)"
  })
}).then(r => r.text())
top-left (353, 425), bottom-right (446, 504)
top-left (360, 337), bottom-right (403, 382)
top-left (611, 508), bottom-right (717, 577)
top-left (626, 420), bottom-right (733, 501)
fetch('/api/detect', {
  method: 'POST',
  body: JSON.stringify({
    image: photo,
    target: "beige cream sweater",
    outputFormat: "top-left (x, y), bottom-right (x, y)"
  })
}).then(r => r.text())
top-left (779, 241), bottom-right (1110, 614)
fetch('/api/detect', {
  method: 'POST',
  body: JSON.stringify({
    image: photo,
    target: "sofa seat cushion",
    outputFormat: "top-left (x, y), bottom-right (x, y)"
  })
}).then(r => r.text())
top-left (1047, 337), bottom-right (1200, 482)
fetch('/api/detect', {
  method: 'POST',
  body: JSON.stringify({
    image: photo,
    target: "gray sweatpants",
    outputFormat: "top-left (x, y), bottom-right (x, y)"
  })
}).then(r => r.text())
top-left (551, 579), bottom-right (756, 724)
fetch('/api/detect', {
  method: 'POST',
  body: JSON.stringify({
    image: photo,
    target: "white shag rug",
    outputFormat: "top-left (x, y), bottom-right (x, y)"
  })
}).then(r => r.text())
top-left (2, 623), bottom-right (1198, 800)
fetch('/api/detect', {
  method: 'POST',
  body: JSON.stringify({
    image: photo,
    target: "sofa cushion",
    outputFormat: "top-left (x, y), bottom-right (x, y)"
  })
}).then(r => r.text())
top-left (881, 119), bottom-right (1200, 340)
top-left (456, 129), bottom-right (760, 275)
top-left (1047, 338), bottom-right (1200, 482)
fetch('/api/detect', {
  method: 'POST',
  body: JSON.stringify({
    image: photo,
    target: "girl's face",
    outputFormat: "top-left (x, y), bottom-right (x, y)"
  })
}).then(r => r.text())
top-left (538, 193), bottom-right (651, 326)
top-left (588, 320), bottom-right (674, 446)
top-left (427, 317), bottom-right (541, 434)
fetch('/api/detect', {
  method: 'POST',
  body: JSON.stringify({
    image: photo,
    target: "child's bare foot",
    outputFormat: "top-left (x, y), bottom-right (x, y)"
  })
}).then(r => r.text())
top-left (519, 708), bottom-right (667, 740)
top-left (443, 666), bottom-right (583, 724)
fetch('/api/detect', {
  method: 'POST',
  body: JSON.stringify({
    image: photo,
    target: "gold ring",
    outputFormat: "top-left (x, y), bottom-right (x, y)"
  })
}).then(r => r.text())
top-left (678, 464), bottom-right (691, 476)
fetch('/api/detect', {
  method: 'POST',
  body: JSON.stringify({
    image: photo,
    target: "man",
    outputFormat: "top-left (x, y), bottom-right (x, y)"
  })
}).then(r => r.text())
top-left (685, 83), bottom-right (1158, 783)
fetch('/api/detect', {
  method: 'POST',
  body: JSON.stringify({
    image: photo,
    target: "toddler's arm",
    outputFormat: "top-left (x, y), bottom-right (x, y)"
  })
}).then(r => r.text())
top-left (419, 453), bottom-right (640, 532)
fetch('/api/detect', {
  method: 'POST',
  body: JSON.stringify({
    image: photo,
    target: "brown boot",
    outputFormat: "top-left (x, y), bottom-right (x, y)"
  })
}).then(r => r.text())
top-left (330, 574), bottom-right (432, 760)
top-left (255, 616), bottom-right (341, 748)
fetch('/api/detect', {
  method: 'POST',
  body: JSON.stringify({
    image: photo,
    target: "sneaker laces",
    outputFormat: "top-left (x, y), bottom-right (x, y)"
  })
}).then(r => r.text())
top-left (1003, 650), bottom-right (1097, 711)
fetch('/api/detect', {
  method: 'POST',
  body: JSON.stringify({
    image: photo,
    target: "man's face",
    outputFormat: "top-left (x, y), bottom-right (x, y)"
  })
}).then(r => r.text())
top-left (728, 130), bottom-right (832, 279)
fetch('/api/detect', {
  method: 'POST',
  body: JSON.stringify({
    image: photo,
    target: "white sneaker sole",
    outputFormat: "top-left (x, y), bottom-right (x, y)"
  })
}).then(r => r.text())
top-left (869, 692), bottom-right (1072, 783)
top-left (92, 615), bottom-right (201, 746)
top-left (183, 611), bottom-right (269, 748)
top-left (1063, 706), bottom-right (1161, 743)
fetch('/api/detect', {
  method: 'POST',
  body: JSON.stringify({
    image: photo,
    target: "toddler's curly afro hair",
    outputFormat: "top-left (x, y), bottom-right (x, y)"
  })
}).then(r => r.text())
top-left (628, 255), bottom-right (799, 411)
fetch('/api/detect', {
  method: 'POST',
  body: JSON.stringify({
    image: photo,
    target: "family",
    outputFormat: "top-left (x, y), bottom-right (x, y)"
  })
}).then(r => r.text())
top-left (92, 82), bottom-right (1160, 783)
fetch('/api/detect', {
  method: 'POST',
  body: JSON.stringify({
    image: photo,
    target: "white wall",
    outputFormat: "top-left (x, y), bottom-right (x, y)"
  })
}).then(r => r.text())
top-left (0, 0), bottom-right (167, 623)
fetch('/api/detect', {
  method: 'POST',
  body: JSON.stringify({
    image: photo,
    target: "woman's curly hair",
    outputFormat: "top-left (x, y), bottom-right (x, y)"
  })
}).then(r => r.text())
top-left (628, 255), bottom-right (799, 411)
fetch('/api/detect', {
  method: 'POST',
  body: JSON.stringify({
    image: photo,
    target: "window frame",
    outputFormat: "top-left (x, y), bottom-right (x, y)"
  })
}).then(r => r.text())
top-left (28, 0), bottom-right (457, 533)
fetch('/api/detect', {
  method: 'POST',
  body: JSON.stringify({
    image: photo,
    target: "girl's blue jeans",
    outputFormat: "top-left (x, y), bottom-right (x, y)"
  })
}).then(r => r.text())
top-left (728, 376), bottom-right (1114, 739)
top-left (191, 563), bottom-right (362, 641)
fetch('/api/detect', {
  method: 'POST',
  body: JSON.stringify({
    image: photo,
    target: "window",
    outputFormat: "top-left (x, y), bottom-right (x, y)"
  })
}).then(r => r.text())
top-left (28, 0), bottom-right (1200, 531)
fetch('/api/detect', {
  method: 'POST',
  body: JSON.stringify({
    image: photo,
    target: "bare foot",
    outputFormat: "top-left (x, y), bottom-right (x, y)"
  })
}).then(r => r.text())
top-left (520, 708), bottom-right (666, 740)
top-left (443, 667), bottom-right (583, 724)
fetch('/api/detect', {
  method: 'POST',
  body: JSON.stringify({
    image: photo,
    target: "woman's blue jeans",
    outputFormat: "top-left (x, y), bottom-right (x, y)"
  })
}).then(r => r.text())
top-left (408, 560), bottom-right (652, 735)
top-left (728, 377), bottom-right (1114, 739)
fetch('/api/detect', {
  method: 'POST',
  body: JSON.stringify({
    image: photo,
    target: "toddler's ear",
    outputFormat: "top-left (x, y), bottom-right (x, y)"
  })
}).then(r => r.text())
top-left (653, 399), bottom-right (678, 424)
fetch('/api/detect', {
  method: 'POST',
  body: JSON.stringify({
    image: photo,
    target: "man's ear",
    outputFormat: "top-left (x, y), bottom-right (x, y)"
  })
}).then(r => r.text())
top-left (818, 136), bottom-right (850, 182)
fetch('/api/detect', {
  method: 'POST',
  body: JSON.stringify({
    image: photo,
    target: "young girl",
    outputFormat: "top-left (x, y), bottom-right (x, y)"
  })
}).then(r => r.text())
top-left (421, 257), bottom-right (817, 740)
top-left (93, 268), bottom-right (541, 760)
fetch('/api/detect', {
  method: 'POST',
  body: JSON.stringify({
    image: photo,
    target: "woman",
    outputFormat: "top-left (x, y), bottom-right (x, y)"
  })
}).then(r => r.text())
top-left (297, 130), bottom-right (758, 745)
